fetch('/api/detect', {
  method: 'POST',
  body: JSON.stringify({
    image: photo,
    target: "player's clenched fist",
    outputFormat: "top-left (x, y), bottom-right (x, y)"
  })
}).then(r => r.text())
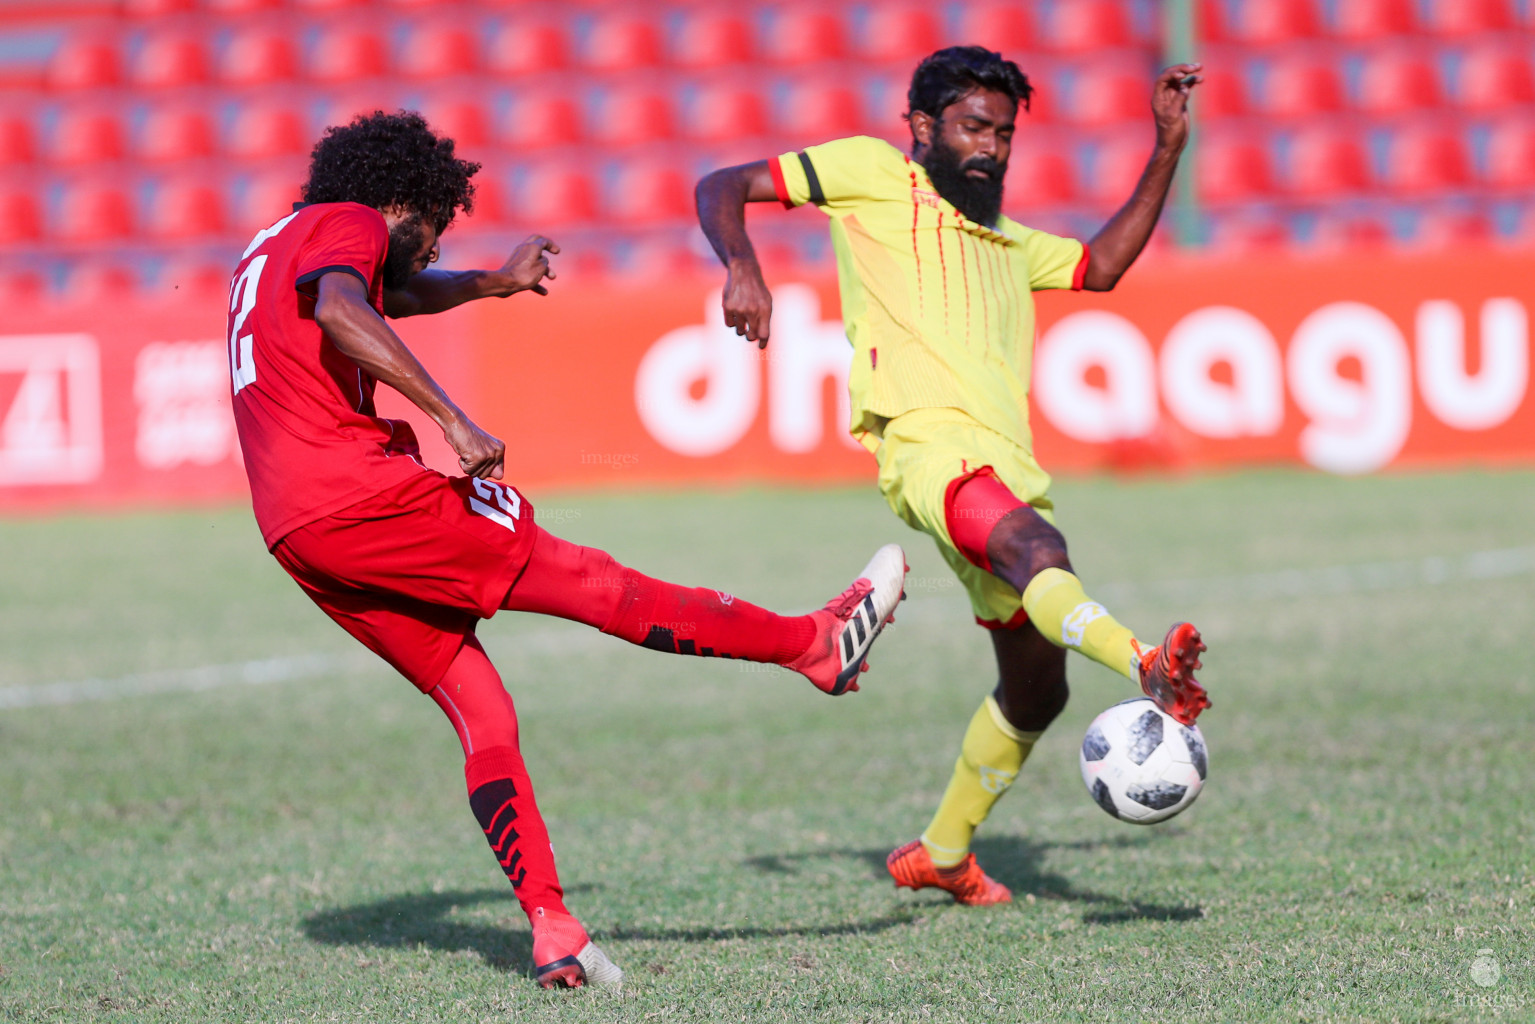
top-left (498, 235), bottom-right (561, 296)
top-left (722, 257), bottom-right (773, 348)
top-left (445, 416), bottom-right (506, 480)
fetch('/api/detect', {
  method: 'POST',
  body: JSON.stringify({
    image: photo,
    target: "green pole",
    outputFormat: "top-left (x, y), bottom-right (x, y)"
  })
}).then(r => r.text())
top-left (1164, 0), bottom-right (1200, 248)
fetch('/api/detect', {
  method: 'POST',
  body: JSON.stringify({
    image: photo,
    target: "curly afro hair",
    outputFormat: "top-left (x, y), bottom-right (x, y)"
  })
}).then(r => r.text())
top-left (301, 110), bottom-right (479, 233)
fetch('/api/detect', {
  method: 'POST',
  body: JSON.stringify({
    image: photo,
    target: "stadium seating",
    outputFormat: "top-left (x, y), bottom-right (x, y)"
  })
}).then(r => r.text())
top-left (1198, 135), bottom-right (1274, 202)
top-left (306, 26), bottom-right (387, 82)
top-left (591, 88), bottom-right (675, 146)
top-left (44, 37), bottom-right (119, 91)
top-left (1069, 66), bottom-right (1150, 125)
top-left (582, 15), bottom-right (662, 71)
top-left (518, 167), bottom-right (597, 225)
top-left (1423, 0), bottom-right (1515, 36)
top-left (1380, 125), bottom-right (1470, 194)
top-left (1217, 0), bottom-right (1323, 44)
top-left (145, 179), bottom-right (226, 239)
top-left (1457, 49), bottom-right (1535, 112)
top-left (0, 115), bottom-right (34, 166)
top-left (1331, 0), bottom-right (1417, 38)
top-left (855, 6), bottom-right (942, 63)
top-left (217, 30), bottom-right (298, 85)
top-left (1191, 67), bottom-right (1248, 120)
top-left (53, 181), bottom-right (135, 242)
top-left (484, 22), bottom-right (568, 76)
top-left (1283, 129), bottom-right (1369, 195)
top-left (501, 94), bottom-right (583, 150)
top-left (225, 103), bottom-right (309, 159)
top-left (129, 32), bottom-right (209, 90)
top-left (956, 3), bottom-right (1035, 52)
top-left (48, 110), bottom-right (125, 165)
top-left (394, 24), bottom-right (479, 79)
top-left (232, 171), bottom-right (304, 233)
top-left (776, 80), bottom-right (864, 140)
top-left (1004, 147), bottom-right (1076, 206)
top-left (417, 94), bottom-right (490, 147)
top-left (607, 163), bottom-right (693, 225)
top-left (1484, 120), bottom-right (1535, 189)
top-left (136, 106), bottom-right (215, 163)
top-left (686, 85), bottom-right (769, 142)
top-left (670, 11), bottom-right (753, 68)
top-left (0, 189), bottom-right (41, 244)
top-left (760, 8), bottom-right (846, 65)
top-left (1049, 0), bottom-right (1134, 52)
top-left (1355, 51), bottom-right (1444, 114)
top-left (1258, 56), bottom-right (1345, 118)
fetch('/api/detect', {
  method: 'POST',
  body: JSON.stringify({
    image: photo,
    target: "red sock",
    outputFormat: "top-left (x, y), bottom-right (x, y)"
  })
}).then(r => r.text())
top-left (430, 640), bottom-right (568, 919)
top-left (503, 531), bottom-right (816, 664)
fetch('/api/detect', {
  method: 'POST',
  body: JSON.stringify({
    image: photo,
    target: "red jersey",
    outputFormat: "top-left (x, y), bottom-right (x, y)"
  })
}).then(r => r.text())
top-left (227, 202), bottom-right (427, 547)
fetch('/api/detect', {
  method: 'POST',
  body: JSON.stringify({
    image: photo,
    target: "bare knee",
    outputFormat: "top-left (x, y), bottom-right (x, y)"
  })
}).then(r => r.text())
top-left (986, 511), bottom-right (1071, 594)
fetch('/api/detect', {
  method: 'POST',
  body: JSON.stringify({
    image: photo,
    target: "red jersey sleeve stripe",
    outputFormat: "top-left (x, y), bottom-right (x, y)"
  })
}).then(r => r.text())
top-left (768, 157), bottom-right (794, 210)
top-left (1071, 243), bottom-right (1091, 291)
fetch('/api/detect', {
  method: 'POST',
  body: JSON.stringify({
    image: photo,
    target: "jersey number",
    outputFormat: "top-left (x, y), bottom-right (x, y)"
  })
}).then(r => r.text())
top-left (228, 255), bottom-right (265, 395)
top-left (469, 478), bottom-right (522, 533)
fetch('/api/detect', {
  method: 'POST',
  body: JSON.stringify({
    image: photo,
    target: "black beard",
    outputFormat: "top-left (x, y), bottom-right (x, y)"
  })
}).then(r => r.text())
top-left (383, 215), bottom-right (426, 290)
top-left (922, 135), bottom-right (1006, 227)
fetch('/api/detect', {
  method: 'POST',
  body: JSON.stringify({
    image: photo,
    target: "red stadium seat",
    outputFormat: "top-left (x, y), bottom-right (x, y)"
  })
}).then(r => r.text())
top-left (1261, 57), bottom-right (1344, 118)
top-left (290, 0), bottom-right (368, 9)
top-left (1227, 0), bottom-right (1322, 42)
top-left (686, 85), bottom-right (768, 142)
top-left (1086, 137), bottom-right (1150, 203)
top-left (206, 0), bottom-right (285, 12)
top-left (1410, 209), bottom-right (1491, 248)
top-left (49, 110), bottom-right (125, 166)
top-left (1381, 126), bottom-right (1470, 193)
top-left (0, 188), bottom-right (41, 245)
top-left (1423, 0), bottom-right (1515, 35)
top-left (307, 26), bottom-right (387, 82)
top-left (123, 0), bottom-right (196, 16)
top-left (0, 115), bottom-right (35, 166)
top-left (1330, 0), bottom-right (1416, 37)
top-left (1048, 0), bottom-right (1133, 53)
top-left (54, 181), bottom-right (134, 242)
top-left (1069, 66), bottom-right (1146, 125)
top-left (608, 163), bottom-right (693, 225)
top-left (590, 89), bottom-right (674, 146)
top-left (484, 22), bottom-right (568, 76)
top-left (1004, 147), bottom-right (1076, 206)
top-left (1355, 52), bottom-right (1442, 114)
top-left (519, 168), bottom-right (596, 225)
top-left (1283, 129), bottom-right (1368, 195)
top-left (45, 38), bottom-right (120, 91)
top-left (154, 257), bottom-right (231, 296)
top-left (1198, 137), bottom-right (1274, 201)
top-left (417, 95), bottom-right (490, 147)
top-left (225, 103), bottom-right (308, 159)
top-left (956, 4), bottom-right (1035, 52)
top-left (761, 8), bottom-right (846, 65)
top-left (136, 106), bottom-right (215, 163)
top-left (218, 30), bottom-right (298, 85)
top-left (0, 269), bottom-right (44, 303)
top-left (670, 11), bottom-right (752, 68)
top-left (1457, 50), bottom-right (1535, 112)
top-left (396, 23), bottom-right (478, 79)
top-left (582, 16), bottom-right (661, 71)
top-left (501, 94), bottom-right (584, 150)
top-left (146, 179), bottom-right (226, 239)
top-left (463, 174), bottom-right (507, 223)
top-left (1485, 121), bottom-right (1535, 189)
top-left (1191, 68), bottom-right (1248, 120)
top-left (857, 6), bottom-right (942, 62)
top-left (1310, 213), bottom-right (1390, 251)
top-left (777, 81), bottom-right (863, 140)
top-left (234, 172), bottom-right (304, 233)
top-left (130, 33), bottom-right (208, 89)
top-left (1207, 214), bottom-right (1288, 254)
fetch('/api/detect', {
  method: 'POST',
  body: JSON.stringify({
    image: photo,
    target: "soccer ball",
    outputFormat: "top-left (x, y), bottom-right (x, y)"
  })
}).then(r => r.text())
top-left (1079, 698), bottom-right (1207, 824)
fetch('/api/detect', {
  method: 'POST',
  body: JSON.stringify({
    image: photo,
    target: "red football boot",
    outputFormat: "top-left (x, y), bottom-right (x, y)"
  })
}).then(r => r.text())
top-left (787, 543), bottom-right (907, 695)
top-left (886, 839), bottom-right (1012, 907)
top-left (1135, 622), bottom-right (1210, 726)
top-left (530, 907), bottom-right (623, 989)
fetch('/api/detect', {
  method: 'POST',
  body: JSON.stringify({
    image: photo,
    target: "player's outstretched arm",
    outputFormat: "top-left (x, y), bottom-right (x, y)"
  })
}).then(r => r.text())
top-left (696, 160), bottom-right (782, 348)
top-left (383, 235), bottom-right (560, 318)
top-left (316, 271), bottom-right (506, 479)
top-left (1081, 64), bottom-right (1202, 292)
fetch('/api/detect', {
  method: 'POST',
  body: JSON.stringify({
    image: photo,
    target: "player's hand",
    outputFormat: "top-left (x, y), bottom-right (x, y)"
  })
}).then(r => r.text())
top-left (1152, 63), bottom-right (1202, 149)
top-left (495, 235), bottom-right (560, 297)
top-left (722, 258), bottom-right (772, 348)
top-left (445, 415), bottom-right (505, 480)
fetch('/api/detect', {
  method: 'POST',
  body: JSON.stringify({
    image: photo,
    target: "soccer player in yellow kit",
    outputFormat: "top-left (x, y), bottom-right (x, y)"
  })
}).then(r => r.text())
top-left (696, 47), bottom-right (1212, 905)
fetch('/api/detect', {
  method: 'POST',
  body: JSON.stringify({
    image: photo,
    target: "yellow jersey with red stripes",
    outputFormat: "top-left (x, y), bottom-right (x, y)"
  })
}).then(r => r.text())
top-left (771, 135), bottom-right (1088, 454)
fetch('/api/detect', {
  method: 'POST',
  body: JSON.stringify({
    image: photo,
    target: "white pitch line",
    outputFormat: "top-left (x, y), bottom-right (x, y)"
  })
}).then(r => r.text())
top-left (4, 545), bottom-right (1534, 711)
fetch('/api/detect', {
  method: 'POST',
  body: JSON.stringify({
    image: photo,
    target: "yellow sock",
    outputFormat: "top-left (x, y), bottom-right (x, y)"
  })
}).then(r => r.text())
top-left (1021, 567), bottom-right (1140, 680)
top-left (920, 696), bottom-right (1041, 867)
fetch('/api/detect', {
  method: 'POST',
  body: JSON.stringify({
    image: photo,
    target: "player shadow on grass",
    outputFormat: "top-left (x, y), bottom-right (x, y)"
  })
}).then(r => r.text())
top-left (302, 885), bottom-right (590, 975)
top-left (744, 833), bottom-right (1202, 926)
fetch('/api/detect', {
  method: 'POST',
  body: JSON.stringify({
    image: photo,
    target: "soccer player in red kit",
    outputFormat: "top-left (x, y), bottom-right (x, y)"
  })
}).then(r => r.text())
top-left (227, 111), bottom-right (907, 989)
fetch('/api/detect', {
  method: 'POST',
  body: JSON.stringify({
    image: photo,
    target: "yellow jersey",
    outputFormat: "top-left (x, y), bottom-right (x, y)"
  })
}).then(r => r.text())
top-left (771, 135), bottom-right (1087, 454)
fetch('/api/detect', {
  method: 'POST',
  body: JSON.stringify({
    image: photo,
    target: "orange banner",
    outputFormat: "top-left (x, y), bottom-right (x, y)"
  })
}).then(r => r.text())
top-left (0, 248), bottom-right (1530, 514)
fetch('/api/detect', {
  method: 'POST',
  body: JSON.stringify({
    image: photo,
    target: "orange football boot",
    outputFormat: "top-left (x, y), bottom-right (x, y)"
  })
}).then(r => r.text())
top-left (886, 839), bottom-right (1012, 907)
top-left (1135, 622), bottom-right (1210, 726)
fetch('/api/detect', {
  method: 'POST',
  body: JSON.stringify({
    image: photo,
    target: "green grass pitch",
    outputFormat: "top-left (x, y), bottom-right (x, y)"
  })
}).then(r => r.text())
top-left (0, 470), bottom-right (1531, 1023)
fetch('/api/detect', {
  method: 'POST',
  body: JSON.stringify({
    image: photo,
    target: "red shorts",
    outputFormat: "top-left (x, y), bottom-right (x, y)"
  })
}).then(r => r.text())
top-left (273, 469), bottom-right (540, 692)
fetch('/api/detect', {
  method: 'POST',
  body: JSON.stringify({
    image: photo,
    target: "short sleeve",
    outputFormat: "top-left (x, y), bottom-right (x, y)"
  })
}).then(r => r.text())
top-left (1015, 225), bottom-right (1089, 292)
top-left (294, 203), bottom-right (388, 295)
top-left (772, 136), bottom-right (909, 211)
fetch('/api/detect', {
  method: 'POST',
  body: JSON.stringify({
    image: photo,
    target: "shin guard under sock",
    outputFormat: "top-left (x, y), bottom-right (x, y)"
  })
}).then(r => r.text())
top-left (921, 696), bottom-right (1041, 867)
top-left (1021, 568), bottom-right (1140, 680)
top-left (465, 745), bottom-right (569, 919)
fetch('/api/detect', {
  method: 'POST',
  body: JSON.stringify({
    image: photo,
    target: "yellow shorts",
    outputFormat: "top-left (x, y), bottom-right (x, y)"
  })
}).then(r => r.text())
top-left (874, 408), bottom-right (1054, 628)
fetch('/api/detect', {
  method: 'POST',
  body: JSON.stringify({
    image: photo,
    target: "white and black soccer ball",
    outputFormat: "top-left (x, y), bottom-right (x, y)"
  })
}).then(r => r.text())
top-left (1079, 698), bottom-right (1207, 824)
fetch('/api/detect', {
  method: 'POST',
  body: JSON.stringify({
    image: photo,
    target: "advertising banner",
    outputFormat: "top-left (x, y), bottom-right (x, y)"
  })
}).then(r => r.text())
top-left (0, 248), bottom-right (1529, 514)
